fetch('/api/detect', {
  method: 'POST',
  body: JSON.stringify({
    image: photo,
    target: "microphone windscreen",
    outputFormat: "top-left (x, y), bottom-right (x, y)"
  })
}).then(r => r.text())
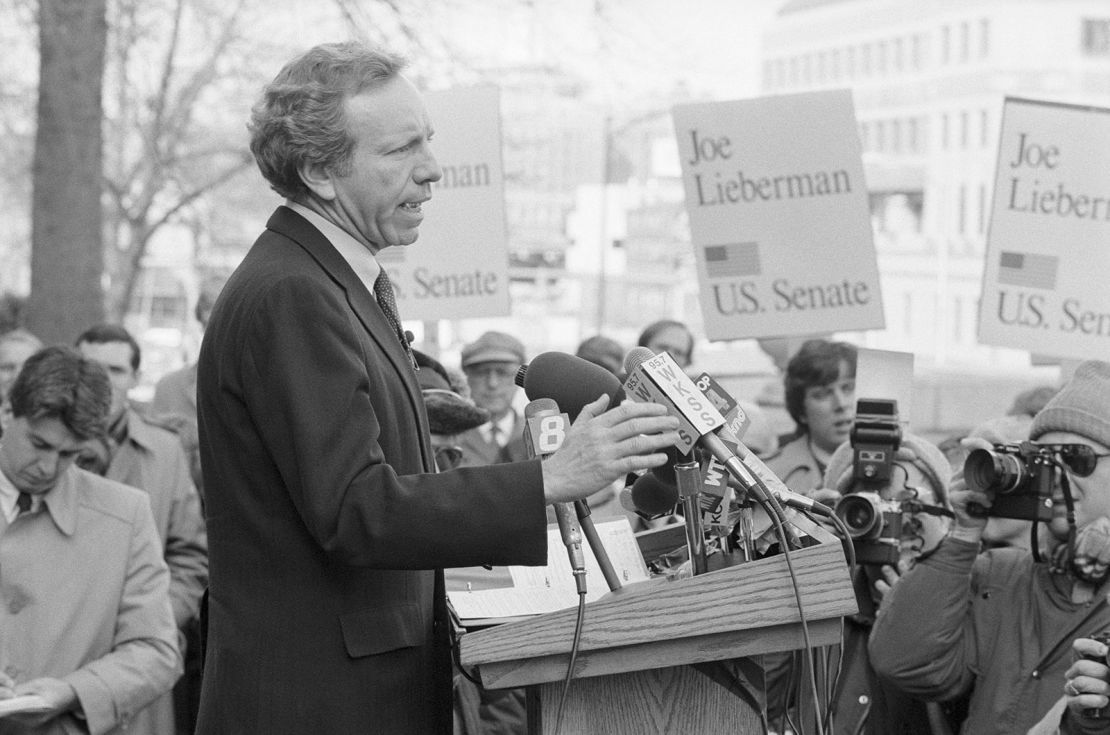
top-left (630, 472), bottom-right (679, 516)
top-left (623, 346), bottom-right (655, 377)
top-left (524, 397), bottom-right (559, 419)
top-left (520, 352), bottom-right (623, 422)
top-left (650, 444), bottom-right (683, 488)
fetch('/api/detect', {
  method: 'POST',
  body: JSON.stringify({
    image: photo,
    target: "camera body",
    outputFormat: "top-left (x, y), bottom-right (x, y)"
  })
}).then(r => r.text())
top-left (835, 398), bottom-right (905, 566)
top-left (963, 441), bottom-right (1056, 522)
top-left (851, 399), bottom-right (903, 484)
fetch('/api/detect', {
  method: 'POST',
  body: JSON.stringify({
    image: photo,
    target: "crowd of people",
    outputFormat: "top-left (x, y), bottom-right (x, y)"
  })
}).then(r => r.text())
top-left (2, 38), bottom-right (1110, 735)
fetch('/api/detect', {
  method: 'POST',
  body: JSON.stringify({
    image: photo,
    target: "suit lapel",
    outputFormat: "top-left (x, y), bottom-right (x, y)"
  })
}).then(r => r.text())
top-left (265, 206), bottom-right (434, 470)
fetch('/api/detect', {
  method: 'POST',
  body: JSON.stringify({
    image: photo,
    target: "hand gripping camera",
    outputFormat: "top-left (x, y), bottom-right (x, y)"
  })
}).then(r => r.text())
top-left (963, 441), bottom-right (1057, 522)
top-left (833, 399), bottom-right (905, 566)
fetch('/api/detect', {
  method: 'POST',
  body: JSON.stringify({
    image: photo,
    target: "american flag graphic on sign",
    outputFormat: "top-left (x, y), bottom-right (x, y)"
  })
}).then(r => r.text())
top-left (997, 251), bottom-right (1059, 290)
top-left (704, 242), bottom-right (761, 278)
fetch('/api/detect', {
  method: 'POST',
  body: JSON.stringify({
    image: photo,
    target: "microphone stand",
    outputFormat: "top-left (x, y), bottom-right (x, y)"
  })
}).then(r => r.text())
top-left (675, 455), bottom-right (708, 575)
top-left (573, 500), bottom-right (623, 592)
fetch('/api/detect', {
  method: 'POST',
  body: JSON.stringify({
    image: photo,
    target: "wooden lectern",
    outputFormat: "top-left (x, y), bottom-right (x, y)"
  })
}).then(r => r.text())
top-left (460, 537), bottom-right (857, 734)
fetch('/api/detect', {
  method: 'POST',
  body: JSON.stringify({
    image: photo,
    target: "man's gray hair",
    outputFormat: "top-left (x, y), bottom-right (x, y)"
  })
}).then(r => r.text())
top-left (248, 42), bottom-right (407, 200)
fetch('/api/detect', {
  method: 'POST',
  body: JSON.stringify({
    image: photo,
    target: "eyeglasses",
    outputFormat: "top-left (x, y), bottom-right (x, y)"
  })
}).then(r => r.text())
top-left (434, 445), bottom-right (464, 471)
top-left (1056, 444), bottom-right (1110, 477)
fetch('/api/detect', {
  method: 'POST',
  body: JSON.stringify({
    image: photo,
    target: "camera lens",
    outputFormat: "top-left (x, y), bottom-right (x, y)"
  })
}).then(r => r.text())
top-left (835, 493), bottom-right (884, 540)
top-left (965, 448), bottom-right (1027, 494)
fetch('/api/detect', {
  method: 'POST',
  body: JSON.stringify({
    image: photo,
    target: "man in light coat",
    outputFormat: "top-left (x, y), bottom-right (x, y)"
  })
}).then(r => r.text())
top-left (0, 346), bottom-right (180, 734)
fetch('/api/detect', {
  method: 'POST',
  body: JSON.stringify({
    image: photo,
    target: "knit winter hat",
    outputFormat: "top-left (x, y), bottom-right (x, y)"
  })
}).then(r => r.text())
top-left (1030, 360), bottom-right (1110, 449)
top-left (823, 432), bottom-right (952, 507)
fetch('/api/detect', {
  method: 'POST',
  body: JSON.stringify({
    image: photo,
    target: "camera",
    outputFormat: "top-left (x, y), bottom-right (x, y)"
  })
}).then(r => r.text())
top-left (963, 441), bottom-right (1056, 522)
top-left (851, 399), bottom-right (902, 484)
top-left (835, 399), bottom-right (905, 566)
top-left (835, 492), bottom-right (904, 565)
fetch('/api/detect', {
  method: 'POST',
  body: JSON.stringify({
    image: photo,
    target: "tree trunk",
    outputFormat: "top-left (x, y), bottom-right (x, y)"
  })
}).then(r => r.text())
top-left (29, 0), bottom-right (107, 345)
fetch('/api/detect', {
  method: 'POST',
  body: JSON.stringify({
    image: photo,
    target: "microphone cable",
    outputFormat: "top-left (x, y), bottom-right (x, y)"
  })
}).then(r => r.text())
top-left (551, 590), bottom-right (587, 735)
top-left (747, 470), bottom-right (826, 735)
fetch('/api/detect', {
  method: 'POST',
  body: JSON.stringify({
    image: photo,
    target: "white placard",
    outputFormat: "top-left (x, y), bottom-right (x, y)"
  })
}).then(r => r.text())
top-left (978, 97), bottom-right (1110, 359)
top-left (673, 89), bottom-right (884, 341)
top-left (379, 84), bottom-right (510, 320)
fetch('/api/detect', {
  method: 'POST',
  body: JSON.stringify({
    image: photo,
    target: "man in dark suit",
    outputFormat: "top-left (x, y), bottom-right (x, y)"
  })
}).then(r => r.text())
top-left (194, 42), bottom-right (679, 735)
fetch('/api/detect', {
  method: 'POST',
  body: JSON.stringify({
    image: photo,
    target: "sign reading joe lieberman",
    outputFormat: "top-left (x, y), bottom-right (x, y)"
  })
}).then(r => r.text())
top-left (977, 97), bottom-right (1110, 360)
top-left (672, 89), bottom-right (884, 341)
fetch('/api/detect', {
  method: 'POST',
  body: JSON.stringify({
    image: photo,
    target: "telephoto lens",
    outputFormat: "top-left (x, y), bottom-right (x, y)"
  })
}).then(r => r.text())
top-left (964, 448), bottom-right (1029, 494)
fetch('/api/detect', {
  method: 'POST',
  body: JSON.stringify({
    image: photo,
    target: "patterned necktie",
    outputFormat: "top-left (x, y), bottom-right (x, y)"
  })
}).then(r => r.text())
top-left (16, 492), bottom-right (32, 516)
top-left (373, 271), bottom-right (415, 367)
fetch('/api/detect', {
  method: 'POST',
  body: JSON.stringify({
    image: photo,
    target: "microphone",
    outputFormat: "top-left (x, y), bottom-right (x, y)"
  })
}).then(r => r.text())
top-left (516, 352), bottom-right (624, 422)
top-left (523, 398), bottom-right (587, 594)
top-left (626, 471), bottom-right (680, 517)
top-left (622, 348), bottom-right (786, 513)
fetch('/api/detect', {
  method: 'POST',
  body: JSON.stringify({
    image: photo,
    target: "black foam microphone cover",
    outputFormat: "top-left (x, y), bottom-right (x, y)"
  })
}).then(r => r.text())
top-left (516, 351), bottom-right (623, 422)
top-left (650, 444), bottom-right (685, 488)
top-left (630, 471), bottom-right (680, 516)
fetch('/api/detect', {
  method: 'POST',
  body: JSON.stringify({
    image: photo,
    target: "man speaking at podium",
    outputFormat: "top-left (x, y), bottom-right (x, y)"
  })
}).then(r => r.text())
top-left (194, 42), bottom-right (679, 735)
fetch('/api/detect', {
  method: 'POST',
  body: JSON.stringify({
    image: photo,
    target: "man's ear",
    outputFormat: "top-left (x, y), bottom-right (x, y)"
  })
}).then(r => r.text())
top-left (298, 160), bottom-right (337, 201)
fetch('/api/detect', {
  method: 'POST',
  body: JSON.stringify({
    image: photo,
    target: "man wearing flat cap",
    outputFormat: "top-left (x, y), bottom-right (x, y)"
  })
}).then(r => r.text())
top-left (457, 331), bottom-right (529, 467)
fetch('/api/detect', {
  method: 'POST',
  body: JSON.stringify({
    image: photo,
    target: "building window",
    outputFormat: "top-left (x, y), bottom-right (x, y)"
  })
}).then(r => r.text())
top-left (846, 46), bottom-right (856, 77)
top-left (980, 109), bottom-right (990, 148)
top-left (878, 41), bottom-right (888, 73)
top-left (941, 113), bottom-right (949, 149)
top-left (790, 56), bottom-right (800, 85)
top-left (979, 18), bottom-right (990, 58)
top-left (860, 122), bottom-right (870, 151)
top-left (911, 34), bottom-right (923, 69)
top-left (941, 25), bottom-right (951, 64)
top-left (1082, 19), bottom-right (1110, 55)
top-left (903, 292), bottom-right (914, 335)
top-left (960, 21), bottom-right (970, 62)
top-left (953, 296), bottom-right (964, 342)
top-left (831, 49), bottom-right (841, 80)
top-left (960, 111), bottom-right (969, 149)
top-left (875, 121), bottom-right (886, 152)
top-left (803, 53), bottom-right (813, 84)
top-left (862, 44), bottom-right (872, 75)
top-left (892, 119), bottom-right (902, 152)
top-left (958, 184), bottom-right (967, 235)
top-left (894, 37), bottom-right (904, 71)
top-left (908, 117), bottom-right (919, 152)
top-left (978, 183), bottom-right (987, 234)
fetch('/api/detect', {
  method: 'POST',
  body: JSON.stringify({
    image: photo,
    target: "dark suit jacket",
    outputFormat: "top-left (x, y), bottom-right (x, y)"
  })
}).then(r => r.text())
top-left (195, 206), bottom-right (548, 734)
top-left (457, 413), bottom-right (530, 468)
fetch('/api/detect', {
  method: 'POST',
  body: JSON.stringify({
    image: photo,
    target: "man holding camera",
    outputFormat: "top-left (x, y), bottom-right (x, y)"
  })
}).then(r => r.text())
top-left (869, 360), bottom-right (1110, 734)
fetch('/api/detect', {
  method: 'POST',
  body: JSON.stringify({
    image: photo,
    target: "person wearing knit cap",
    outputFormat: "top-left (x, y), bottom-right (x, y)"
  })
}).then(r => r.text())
top-left (870, 360), bottom-right (1110, 735)
top-left (765, 433), bottom-right (952, 735)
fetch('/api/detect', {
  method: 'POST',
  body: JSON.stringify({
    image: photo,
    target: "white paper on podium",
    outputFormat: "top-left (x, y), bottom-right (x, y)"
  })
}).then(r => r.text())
top-left (448, 518), bottom-right (650, 624)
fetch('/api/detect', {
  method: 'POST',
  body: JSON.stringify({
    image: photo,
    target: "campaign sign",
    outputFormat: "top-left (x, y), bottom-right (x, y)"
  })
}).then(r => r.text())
top-left (672, 89), bottom-right (884, 341)
top-left (977, 97), bottom-right (1110, 359)
top-left (377, 84), bottom-right (510, 320)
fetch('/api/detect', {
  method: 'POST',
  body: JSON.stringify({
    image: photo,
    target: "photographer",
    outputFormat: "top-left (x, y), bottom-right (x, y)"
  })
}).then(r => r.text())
top-left (869, 360), bottom-right (1110, 735)
top-left (766, 427), bottom-right (953, 734)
